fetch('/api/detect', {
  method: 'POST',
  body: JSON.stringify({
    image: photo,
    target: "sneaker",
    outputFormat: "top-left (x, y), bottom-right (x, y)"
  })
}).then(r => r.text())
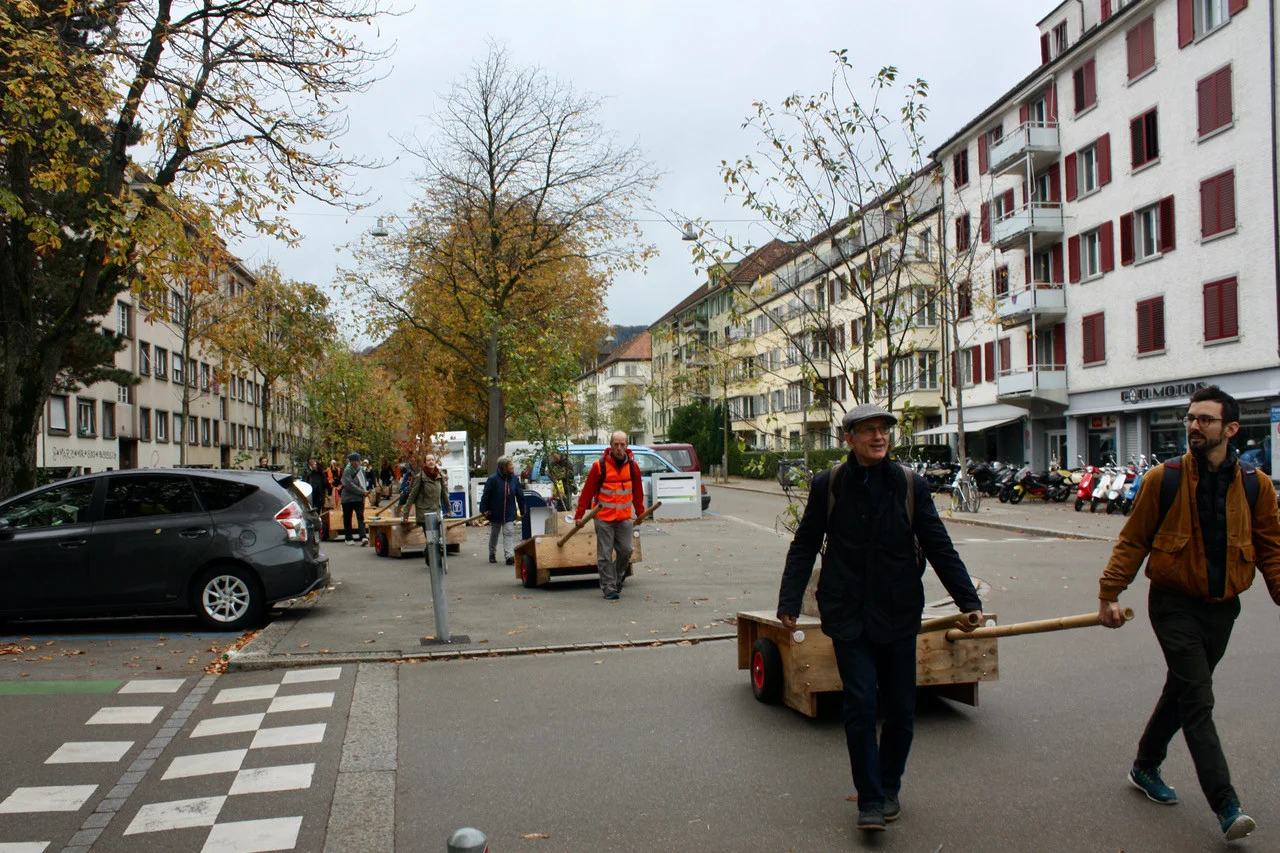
top-left (489, 555), bottom-right (497, 564)
top-left (360, 538), bottom-right (369, 547)
top-left (856, 808), bottom-right (885, 831)
top-left (883, 794), bottom-right (901, 822)
top-left (1128, 764), bottom-right (1178, 805)
top-left (505, 557), bottom-right (515, 565)
top-left (345, 540), bottom-right (356, 547)
top-left (603, 592), bottom-right (619, 600)
top-left (1217, 802), bottom-right (1257, 841)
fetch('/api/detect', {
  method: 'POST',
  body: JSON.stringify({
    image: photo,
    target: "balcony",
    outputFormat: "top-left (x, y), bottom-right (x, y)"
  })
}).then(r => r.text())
top-left (992, 202), bottom-right (1064, 251)
top-left (679, 314), bottom-right (708, 335)
top-left (995, 280), bottom-right (1066, 326)
top-left (997, 364), bottom-right (1068, 408)
top-left (989, 122), bottom-right (1060, 176)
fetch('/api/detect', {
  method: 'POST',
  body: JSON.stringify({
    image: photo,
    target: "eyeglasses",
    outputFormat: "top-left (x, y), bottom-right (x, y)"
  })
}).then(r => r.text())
top-left (1182, 415), bottom-right (1225, 427)
top-left (852, 425), bottom-right (894, 437)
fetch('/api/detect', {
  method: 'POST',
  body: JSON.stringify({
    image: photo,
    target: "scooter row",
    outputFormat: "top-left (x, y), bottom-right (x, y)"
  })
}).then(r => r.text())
top-left (1073, 454), bottom-right (1158, 514)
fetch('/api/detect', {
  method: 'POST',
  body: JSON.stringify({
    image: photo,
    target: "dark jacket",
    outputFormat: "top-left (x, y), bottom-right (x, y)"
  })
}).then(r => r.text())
top-left (304, 467), bottom-right (330, 507)
top-left (479, 469), bottom-right (525, 524)
top-left (403, 469), bottom-right (450, 525)
top-left (340, 463), bottom-right (367, 505)
top-left (777, 456), bottom-right (982, 643)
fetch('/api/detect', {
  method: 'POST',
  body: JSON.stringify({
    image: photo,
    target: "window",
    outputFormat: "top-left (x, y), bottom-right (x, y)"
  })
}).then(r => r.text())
top-left (102, 475), bottom-right (198, 520)
top-left (994, 265), bottom-right (1010, 297)
top-left (238, 424), bottom-right (246, 448)
top-left (48, 395), bottom-right (69, 432)
top-left (998, 337), bottom-right (1012, 373)
top-left (200, 417), bottom-right (211, 446)
top-left (910, 288), bottom-right (937, 327)
top-left (139, 342), bottom-right (151, 376)
top-left (139, 407), bottom-right (152, 440)
top-left (102, 402), bottom-right (116, 438)
top-left (954, 214), bottom-right (971, 252)
top-left (1197, 0), bottom-right (1228, 36)
top-left (1078, 144), bottom-right (1099, 196)
top-left (156, 411), bottom-right (169, 442)
top-left (219, 397), bottom-right (227, 421)
top-left (200, 362), bottom-right (210, 391)
top-left (1197, 66), bottom-right (1233, 137)
top-left (172, 354), bottom-right (184, 385)
top-left (191, 477), bottom-right (258, 511)
top-left (1082, 312), bottom-right (1106, 365)
top-left (116, 301), bottom-right (132, 338)
top-left (1136, 297), bottom-right (1166, 354)
top-left (957, 280), bottom-right (973, 319)
top-left (154, 348), bottom-right (168, 379)
top-left (1135, 205), bottom-right (1160, 260)
top-left (1130, 108), bottom-right (1159, 168)
top-left (76, 399), bottom-right (96, 436)
top-left (1200, 170), bottom-right (1236, 238)
top-left (170, 289), bottom-right (185, 326)
top-left (116, 384), bottom-right (132, 405)
top-left (978, 124), bottom-right (1002, 174)
top-left (0, 481), bottom-right (95, 530)
top-left (1126, 16), bottom-right (1155, 80)
top-left (1082, 229), bottom-right (1102, 278)
top-left (188, 415), bottom-right (199, 445)
top-left (1203, 277), bottom-right (1239, 341)
top-left (953, 150), bottom-right (970, 188)
top-left (1073, 58), bottom-right (1096, 113)
top-left (1053, 21), bottom-right (1069, 55)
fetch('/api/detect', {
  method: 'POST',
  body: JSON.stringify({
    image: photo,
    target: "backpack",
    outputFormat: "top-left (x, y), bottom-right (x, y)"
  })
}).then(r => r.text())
top-left (825, 461), bottom-right (921, 563)
top-left (1155, 457), bottom-right (1259, 534)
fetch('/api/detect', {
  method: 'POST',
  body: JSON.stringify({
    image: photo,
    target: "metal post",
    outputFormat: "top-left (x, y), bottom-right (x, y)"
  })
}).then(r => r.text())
top-left (425, 511), bottom-right (449, 642)
top-left (446, 826), bottom-right (488, 853)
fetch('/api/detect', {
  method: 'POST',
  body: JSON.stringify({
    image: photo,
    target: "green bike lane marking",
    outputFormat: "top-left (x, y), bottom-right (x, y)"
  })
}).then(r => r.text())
top-left (0, 679), bottom-right (124, 695)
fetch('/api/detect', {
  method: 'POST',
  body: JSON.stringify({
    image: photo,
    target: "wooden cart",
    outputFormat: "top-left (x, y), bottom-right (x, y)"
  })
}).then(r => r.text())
top-left (365, 512), bottom-right (474, 558)
top-left (511, 504), bottom-right (657, 589)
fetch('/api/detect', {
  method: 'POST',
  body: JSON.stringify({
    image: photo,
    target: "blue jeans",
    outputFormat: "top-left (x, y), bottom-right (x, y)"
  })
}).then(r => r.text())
top-left (830, 632), bottom-right (918, 810)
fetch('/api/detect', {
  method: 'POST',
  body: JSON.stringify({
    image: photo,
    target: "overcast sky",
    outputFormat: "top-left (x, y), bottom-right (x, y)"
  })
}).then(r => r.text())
top-left (232, 1), bottom-right (1050, 330)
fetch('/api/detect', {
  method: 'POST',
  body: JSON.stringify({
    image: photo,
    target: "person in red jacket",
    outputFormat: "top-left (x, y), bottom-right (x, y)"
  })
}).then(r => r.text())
top-left (575, 432), bottom-right (645, 599)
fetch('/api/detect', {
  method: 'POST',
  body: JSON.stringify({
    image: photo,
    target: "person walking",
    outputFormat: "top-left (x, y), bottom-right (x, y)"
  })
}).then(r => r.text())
top-left (304, 459), bottom-right (331, 511)
top-left (340, 452), bottom-right (370, 546)
top-left (574, 432), bottom-right (645, 600)
top-left (402, 454), bottom-right (450, 533)
top-left (1098, 385), bottom-right (1280, 841)
top-left (547, 449), bottom-right (577, 512)
top-left (480, 456), bottom-right (525, 565)
top-left (776, 404), bottom-right (983, 832)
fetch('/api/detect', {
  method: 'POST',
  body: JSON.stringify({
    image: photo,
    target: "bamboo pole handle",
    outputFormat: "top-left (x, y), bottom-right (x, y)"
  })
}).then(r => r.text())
top-left (557, 505), bottom-right (601, 547)
top-left (946, 608), bottom-right (1134, 642)
top-left (445, 514), bottom-right (483, 528)
top-left (918, 611), bottom-right (981, 635)
top-left (634, 501), bottom-right (662, 526)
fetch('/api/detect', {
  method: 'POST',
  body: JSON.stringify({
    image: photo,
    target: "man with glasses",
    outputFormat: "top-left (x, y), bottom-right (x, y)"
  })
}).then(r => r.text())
top-left (776, 404), bottom-right (983, 832)
top-left (1099, 385), bottom-right (1280, 841)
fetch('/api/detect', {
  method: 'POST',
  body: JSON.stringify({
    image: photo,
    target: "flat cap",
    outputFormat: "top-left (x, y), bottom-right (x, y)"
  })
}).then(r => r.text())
top-left (840, 403), bottom-right (898, 432)
top-left (348, 452), bottom-right (361, 462)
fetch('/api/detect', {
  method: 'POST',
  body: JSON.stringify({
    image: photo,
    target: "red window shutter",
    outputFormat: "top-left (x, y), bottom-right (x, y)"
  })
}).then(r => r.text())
top-left (1046, 84), bottom-right (1058, 124)
top-left (1137, 300), bottom-right (1152, 352)
top-left (1120, 212), bottom-right (1135, 265)
top-left (1200, 174), bottom-right (1220, 237)
top-left (1097, 134), bottom-right (1112, 185)
top-left (1101, 0), bottom-right (1112, 20)
top-left (1204, 281), bottom-right (1221, 340)
top-left (1041, 33), bottom-right (1051, 64)
top-left (1052, 243), bottom-right (1065, 284)
top-left (999, 337), bottom-right (1011, 371)
top-left (1219, 169), bottom-right (1236, 232)
top-left (1099, 220), bottom-right (1115, 272)
top-left (1068, 235), bottom-right (1081, 283)
top-left (1022, 182), bottom-right (1028, 206)
top-left (1152, 297), bottom-right (1165, 351)
top-left (1024, 255), bottom-right (1032, 286)
top-left (1053, 323), bottom-right (1066, 366)
top-left (1065, 153), bottom-right (1078, 201)
top-left (1082, 317), bottom-right (1095, 364)
top-left (1197, 75), bottom-right (1215, 136)
top-left (978, 134), bottom-right (988, 174)
top-left (984, 341), bottom-right (995, 382)
top-left (1084, 59), bottom-right (1096, 108)
top-left (980, 201), bottom-right (991, 243)
top-left (1049, 163), bottom-right (1061, 202)
top-left (1130, 116), bottom-right (1145, 167)
top-left (1026, 332), bottom-right (1034, 365)
top-left (1228, 0), bottom-right (1247, 14)
top-left (1004, 189), bottom-right (1015, 212)
top-left (1074, 67), bottom-right (1086, 113)
top-left (1019, 104), bottom-right (1030, 126)
top-left (1127, 25), bottom-right (1142, 79)
top-left (1158, 196), bottom-right (1176, 252)
top-left (1178, 0), bottom-right (1194, 47)
top-left (1221, 278), bottom-right (1238, 337)
top-left (1216, 67), bottom-right (1233, 132)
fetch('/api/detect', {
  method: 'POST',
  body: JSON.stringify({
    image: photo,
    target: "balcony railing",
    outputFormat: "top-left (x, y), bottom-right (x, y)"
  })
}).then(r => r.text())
top-left (995, 279), bottom-right (1067, 325)
top-left (997, 364), bottom-right (1068, 407)
top-left (989, 121), bottom-right (1060, 176)
top-left (992, 202), bottom-right (1064, 250)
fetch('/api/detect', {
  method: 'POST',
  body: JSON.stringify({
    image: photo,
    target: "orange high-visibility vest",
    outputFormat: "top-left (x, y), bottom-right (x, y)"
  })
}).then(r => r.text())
top-left (594, 457), bottom-right (636, 522)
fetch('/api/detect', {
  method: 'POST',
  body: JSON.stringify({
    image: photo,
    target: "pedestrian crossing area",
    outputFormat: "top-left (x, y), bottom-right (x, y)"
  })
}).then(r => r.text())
top-left (0, 666), bottom-right (346, 853)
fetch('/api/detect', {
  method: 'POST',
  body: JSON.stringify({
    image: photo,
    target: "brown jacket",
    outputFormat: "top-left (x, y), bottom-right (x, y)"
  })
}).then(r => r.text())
top-left (1099, 452), bottom-right (1280, 603)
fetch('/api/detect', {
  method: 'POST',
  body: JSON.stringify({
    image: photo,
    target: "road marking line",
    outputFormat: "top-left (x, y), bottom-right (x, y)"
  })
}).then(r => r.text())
top-left (0, 785), bottom-right (96, 813)
top-left (213, 684), bottom-right (280, 704)
top-left (250, 723), bottom-right (326, 750)
top-left (228, 763), bottom-right (315, 795)
top-left (201, 816), bottom-right (302, 853)
top-left (190, 713), bottom-right (266, 738)
top-left (119, 679), bottom-right (186, 694)
top-left (86, 706), bottom-right (163, 726)
top-left (0, 843), bottom-right (50, 852)
top-left (123, 795), bottom-right (225, 835)
top-left (45, 741), bottom-right (133, 764)
top-left (0, 680), bottom-right (121, 696)
top-left (281, 667), bottom-right (341, 684)
top-left (267, 692), bottom-right (334, 714)
top-left (163, 749), bottom-right (248, 780)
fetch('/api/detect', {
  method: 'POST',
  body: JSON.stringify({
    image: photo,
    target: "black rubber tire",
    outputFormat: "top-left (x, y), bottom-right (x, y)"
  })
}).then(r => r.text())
top-left (750, 638), bottom-right (783, 704)
top-left (1009, 489), bottom-right (1024, 505)
top-left (1075, 497), bottom-right (1085, 511)
top-left (1106, 501), bottom-right (1118, 515)
top-left (374, 531), bottom-right (389, 557)
top-left (998, 491), bottom-right (1010, 504)
top-left (520, 555), bottom-right (538, 589)
top-left (193, 565), bottom-right (264, 632)
top-left (1090, 498), bottom-right (1101, 513)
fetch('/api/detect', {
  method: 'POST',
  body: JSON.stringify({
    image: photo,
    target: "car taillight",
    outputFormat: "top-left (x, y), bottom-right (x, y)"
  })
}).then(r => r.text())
top-left (275, 501), bottom-right (307, 542)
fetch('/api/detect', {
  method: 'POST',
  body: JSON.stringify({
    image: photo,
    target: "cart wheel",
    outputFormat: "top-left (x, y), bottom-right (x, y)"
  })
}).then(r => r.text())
top-left (520, 555), bottom-right (538, 589)
top-left (374, 531), bottom-right (389, 557)
top-left (446, 543), bottom-right (460, 555)
top-left (750, 638), bottom-right (783, 704)
top-left (320, 516), bottom-right (330, 539)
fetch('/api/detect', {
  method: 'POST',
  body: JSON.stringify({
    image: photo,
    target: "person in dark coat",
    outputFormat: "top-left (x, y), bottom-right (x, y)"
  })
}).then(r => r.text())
top-left (480, 456), bottom-right (526, 565)
top-left (777, 404), bottom-right (983, 832)
top-left (304, 459), bottom-right (331, 511)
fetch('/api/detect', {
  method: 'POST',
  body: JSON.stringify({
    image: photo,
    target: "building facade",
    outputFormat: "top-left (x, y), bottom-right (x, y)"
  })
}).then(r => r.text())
top-left (575, 330), bottom-right (653, 445)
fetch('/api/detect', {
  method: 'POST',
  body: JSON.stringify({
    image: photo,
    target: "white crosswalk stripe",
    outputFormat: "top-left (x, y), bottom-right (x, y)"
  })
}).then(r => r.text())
top-left (162, 749), bottom-right (248, 780)
top-left (0, 785), bottom-right (97, 813)
top-left (45, 741), bottom-right (133, 764)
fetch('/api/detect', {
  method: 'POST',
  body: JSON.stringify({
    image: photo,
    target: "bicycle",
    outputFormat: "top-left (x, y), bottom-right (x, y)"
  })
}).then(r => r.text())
top-left (949, 469), bottom-right (982, 513)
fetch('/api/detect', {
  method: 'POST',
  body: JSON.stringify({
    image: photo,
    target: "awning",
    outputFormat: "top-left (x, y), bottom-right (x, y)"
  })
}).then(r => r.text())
top-left (914, 416), bottom-right (1022, 437)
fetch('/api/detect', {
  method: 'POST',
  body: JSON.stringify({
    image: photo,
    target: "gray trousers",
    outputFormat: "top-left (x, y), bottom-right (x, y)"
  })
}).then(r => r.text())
top-left (488, 520), bottom-right (516, 560)
top-left (594, 517), bottom-right (633, 595)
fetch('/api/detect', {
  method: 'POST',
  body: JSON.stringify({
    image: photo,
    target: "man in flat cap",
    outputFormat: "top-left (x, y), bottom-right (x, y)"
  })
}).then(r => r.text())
top-left (776, 404), bottom-right (983, 832)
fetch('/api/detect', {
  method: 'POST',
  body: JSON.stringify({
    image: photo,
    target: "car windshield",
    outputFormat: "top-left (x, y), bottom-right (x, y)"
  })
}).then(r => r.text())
top-left (658, 449), bottom-right (692, 468)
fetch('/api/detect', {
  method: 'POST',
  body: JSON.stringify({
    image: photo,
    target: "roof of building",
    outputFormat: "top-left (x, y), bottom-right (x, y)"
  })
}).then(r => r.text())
top-left (600, 329), bottom-right (651, 365)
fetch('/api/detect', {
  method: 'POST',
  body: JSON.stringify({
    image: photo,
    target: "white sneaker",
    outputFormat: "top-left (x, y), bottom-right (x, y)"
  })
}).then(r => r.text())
top-left (346, 540), bottom-right (356, 546)
top-left (360, 538), bottom-right (369, 547)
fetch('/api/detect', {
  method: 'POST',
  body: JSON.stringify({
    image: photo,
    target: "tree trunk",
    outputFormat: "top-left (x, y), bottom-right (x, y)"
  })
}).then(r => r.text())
top-left (0, 359), bottom-right (53, 496)
top-left (485, 326), bottom-right (504, 473)
top-left (180, 339), bottom-right (191, 466)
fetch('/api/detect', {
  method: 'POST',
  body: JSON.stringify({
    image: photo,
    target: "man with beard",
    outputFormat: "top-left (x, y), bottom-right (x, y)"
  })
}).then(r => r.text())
top-left (1099, 385), bottom-right (1280, 841)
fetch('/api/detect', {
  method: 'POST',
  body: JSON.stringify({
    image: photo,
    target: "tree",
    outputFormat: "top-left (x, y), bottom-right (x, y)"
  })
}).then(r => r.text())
top-left (0, 0), bottom-right (388, 495)
top-left (215, 264), bottom-right (329, 464)
top-left (609, 384), bottom-right (646, 437)
top-left (349, 43), bottom-right (657, 472)
top-left (304, 345), bottom-right (404, 464)
top-left (668, 401), bottom-right (724, 476)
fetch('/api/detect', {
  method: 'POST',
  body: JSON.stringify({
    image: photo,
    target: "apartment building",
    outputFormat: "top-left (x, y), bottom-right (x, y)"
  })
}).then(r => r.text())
top-left (575, 330), bottom-right (653, 445)
top-left (933, 0), bottom-right (1276, 469)
top-left (36, 261), bottom-right (310, 475)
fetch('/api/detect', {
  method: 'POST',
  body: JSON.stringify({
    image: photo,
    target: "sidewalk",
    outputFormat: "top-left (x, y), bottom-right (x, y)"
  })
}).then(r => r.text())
top-left (709, 476), bottom-right (1127, 541)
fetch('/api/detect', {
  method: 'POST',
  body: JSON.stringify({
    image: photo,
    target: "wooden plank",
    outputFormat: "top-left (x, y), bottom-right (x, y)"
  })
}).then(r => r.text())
top-left (916, 630), bottom-right (999, 686)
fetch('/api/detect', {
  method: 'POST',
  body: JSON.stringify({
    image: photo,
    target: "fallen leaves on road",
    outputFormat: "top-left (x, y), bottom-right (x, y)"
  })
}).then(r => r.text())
top-left (62, 650), bottom-right (85, 657)
top-left (202, 630), bottom-right (261, 675)
top-left (298, 644), bottom-right (310, 649)
top-left (680, 625), bottom-right (697, 633)
top-left (0, 644), bottom-right (34, 656)
top-left (520, 833), bottom-right (550, 839)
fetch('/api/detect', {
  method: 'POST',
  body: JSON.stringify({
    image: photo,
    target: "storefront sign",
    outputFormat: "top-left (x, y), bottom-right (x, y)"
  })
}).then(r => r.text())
top-left (48, 444), bottom-right (118, 465)
top-left (1119, 381), bottom-right (1208, 404)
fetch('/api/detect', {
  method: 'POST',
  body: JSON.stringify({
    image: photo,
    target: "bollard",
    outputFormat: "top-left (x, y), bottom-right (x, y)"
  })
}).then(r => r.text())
top-left (447, 826), bottom-right (488, 853)
top-left (425, 512), bottom-right (449, 642)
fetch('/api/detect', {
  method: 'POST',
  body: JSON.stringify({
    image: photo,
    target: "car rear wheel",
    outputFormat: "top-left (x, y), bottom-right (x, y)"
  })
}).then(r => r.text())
top-left (194, 566), bottom-right (264, 632)
top-left (750, 638), bottom-right (783, 704)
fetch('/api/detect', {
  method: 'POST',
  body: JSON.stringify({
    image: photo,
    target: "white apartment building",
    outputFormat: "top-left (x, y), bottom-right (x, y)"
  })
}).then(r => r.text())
top-left (575, 330), bottom-right (653, 445)
top-left (36, 261), bottom-right (309, 475)
top-left (933, 0), bottom-right (1276, 469)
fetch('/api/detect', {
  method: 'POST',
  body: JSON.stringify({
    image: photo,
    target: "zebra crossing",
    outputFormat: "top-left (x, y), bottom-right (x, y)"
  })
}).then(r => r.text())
top-left (0, 666), bottom-right (347, 853)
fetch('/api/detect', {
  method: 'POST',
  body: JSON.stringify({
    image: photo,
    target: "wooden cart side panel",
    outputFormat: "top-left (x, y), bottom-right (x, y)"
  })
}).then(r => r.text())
top-left (529, 530), bottom-right (642, 570)
top-left (916, 632), bottom-right (999, 686)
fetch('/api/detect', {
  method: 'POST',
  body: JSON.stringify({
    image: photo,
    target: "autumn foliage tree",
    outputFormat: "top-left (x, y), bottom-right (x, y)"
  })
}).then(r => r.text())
top-left (303, 345), bottom-right (404, 465)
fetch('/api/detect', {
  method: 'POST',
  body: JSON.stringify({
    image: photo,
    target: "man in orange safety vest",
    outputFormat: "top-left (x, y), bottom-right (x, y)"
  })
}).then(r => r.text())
top-left (575, 431), bottom-right (645, 600)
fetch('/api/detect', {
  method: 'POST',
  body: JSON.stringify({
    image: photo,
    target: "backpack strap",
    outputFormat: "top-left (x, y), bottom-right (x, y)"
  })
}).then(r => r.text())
top-left (900, 463), bottom-right (916, 530)
top-left (1240, 461), bottom-right (1260, 513)
top-left (826, 462), bottom-right (845, 527)
top-left (1157, 458), bottom-right (1259, 533)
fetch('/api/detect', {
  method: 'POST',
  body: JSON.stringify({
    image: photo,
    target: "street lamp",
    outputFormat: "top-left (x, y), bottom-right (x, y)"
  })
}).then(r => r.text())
top-left (681, 221), bottom-right (697, 241)
top-left (370, 216), bottom-right (389, 238)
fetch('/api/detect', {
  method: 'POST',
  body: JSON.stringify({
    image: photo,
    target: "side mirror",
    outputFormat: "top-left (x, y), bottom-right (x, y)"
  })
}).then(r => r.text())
top-left (0, 518), bottom-right (12, 542)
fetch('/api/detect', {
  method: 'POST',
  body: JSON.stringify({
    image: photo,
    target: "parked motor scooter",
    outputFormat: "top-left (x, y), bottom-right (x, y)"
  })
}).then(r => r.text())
top-left (1105, 463), bottom-right (1135, 514)
top-left (1075, 458), bottom-right (1099, 512)
top-left (995, 464), bottom-right (1019, 503)
top-left (1090, 456), bottom-right (1118, 513)
top-left (1118, 454), bottom-right (1156, 515)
